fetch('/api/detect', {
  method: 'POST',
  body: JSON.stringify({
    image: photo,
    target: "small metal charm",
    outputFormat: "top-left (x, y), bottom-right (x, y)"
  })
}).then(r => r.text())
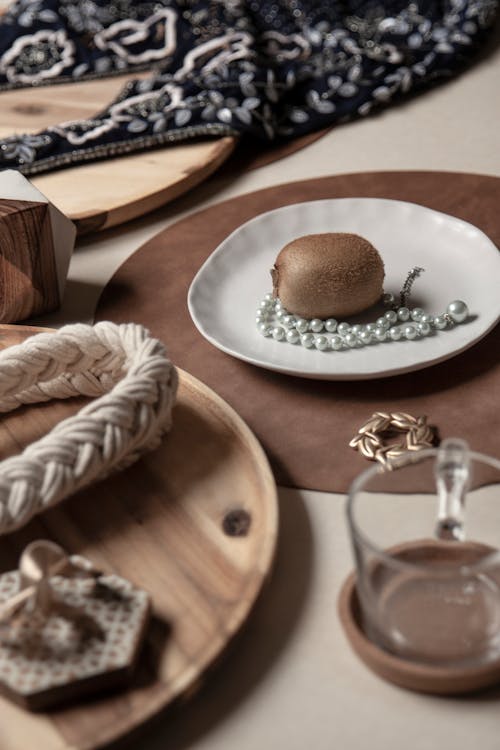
top-left (399, 266), bottom-right (425, 307)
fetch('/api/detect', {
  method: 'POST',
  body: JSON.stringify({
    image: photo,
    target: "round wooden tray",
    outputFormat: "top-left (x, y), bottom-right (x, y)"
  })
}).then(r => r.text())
top-left (0, 75), bottom-right (236, 234)
top-left (0, 325), bottom-right (278, 749)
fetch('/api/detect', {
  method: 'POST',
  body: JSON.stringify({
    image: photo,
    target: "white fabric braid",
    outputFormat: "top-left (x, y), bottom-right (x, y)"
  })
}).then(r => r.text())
top-left (0, 322), bottom-right (178, 534)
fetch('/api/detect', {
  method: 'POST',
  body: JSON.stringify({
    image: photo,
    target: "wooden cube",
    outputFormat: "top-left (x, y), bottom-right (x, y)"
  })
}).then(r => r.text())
top-left (0, 170), bottom-right (75, 322)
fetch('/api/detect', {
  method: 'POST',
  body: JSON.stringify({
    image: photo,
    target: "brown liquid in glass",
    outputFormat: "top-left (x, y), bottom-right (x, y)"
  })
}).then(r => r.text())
top-left (372, 540), bottom-right (500, 665)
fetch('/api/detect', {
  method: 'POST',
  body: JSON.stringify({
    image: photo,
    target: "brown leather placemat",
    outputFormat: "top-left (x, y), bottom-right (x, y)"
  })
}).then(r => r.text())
top-left (95, 171), bottom-right (500, 493)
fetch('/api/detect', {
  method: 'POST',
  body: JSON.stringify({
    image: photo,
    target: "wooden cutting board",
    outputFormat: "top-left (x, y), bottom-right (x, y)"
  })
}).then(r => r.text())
top-left (0, 76), bottom-right (236, 234)
top-left (0, 324), bottom-right (278, 749)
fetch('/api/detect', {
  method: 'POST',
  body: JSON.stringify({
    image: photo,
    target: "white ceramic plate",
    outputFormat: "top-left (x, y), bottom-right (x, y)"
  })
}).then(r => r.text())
top-left (188, 198), bottom-right (500, 380)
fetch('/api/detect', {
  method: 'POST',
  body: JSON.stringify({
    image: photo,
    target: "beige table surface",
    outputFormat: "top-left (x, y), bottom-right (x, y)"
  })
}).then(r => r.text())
top-left (34, 26), bottom-right (500, 750)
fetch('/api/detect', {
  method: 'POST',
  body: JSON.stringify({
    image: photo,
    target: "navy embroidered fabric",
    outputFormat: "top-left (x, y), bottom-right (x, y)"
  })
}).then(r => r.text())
top-left (0, 0), bottom-right (497, 175)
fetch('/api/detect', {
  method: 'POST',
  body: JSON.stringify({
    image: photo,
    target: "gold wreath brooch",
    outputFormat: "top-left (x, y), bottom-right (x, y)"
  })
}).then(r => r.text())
top-left (349, 411), bottom-right (436, 469)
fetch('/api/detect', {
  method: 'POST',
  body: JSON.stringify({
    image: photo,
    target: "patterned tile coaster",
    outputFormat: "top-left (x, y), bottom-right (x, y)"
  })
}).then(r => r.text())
top-left (0, 570), bottom-right (151, 711)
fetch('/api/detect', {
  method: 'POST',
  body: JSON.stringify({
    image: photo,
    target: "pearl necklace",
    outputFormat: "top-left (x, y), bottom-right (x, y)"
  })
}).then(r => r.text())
top-left (255, 296), bottom-right (469, 351)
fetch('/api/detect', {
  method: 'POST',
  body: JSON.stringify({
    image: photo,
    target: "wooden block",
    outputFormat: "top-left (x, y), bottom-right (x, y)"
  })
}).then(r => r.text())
top-left (0, 199), bottom-right (57, 320)
top-left (0, 171), bottom-right (75, 323)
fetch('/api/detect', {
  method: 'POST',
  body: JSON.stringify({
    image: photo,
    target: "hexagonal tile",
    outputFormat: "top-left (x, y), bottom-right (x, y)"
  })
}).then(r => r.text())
top-left (0, 565), bottom-right (150, 711)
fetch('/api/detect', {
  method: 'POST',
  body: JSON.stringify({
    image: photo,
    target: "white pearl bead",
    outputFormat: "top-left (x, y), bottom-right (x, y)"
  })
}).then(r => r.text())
top-left (315, 335), bottom-right (329, 350)
top-left (257, 288), bottom-right (465, 352)
top-left (433, 315), bottom-right (447, 330)
top-left (447, 300), bottom-right (469, 323)
top-left (310, 318), bottom-right (324, 333)
top-left (410, 307), bottom-right (424, 321)
top-left (404, 324), bottom-right (417, 340)
top-left (417, 322), bottom-right (431, 336)
top-left (295, 318), bottom-right (309, 334)
top-left (301, 332), bottom-right (315, 348)
top-left (344, 333), bottom-right (358, 348)
top-left (325, 318), bottom-right (338, 333)
top-left (331, 335), bottom-right (344, 350)
top-left (398, 307), bottom-right (410, 321)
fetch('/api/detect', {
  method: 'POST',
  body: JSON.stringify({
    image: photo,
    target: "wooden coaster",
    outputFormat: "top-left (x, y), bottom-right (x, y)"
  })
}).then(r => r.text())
top-left (0, 324), bottom-right (278, 749)
top-left (95, 171), bottom-right (500, 494)
top-left (338, 570), bottom-right (500, 695)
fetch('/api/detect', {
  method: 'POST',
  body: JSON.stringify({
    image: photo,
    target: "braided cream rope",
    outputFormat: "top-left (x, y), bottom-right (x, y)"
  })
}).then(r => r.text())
top-left (0, 322), bottom-right (178, 535)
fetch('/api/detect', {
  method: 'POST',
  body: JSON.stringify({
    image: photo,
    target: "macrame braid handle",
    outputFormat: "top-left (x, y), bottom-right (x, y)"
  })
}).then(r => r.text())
top-left (0, 322), bottom-right (178, 535)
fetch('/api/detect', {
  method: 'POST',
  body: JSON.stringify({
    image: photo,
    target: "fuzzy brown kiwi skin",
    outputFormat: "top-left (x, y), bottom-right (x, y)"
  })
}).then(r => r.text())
top-left (270, 232), bottom-right (385, 319)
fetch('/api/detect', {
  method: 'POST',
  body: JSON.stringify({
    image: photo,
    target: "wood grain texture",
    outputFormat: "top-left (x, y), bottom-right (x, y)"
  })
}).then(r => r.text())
top-left (1, 74), bottom-right (333, 234)
top-left (0, 199), bottom-right (59, 322)
top-left (0, 75), bottom-right (236, 234)
top-left (32, 135), bottom-right (236, 235)
top-left (0, 324), bottom-right (278, 749)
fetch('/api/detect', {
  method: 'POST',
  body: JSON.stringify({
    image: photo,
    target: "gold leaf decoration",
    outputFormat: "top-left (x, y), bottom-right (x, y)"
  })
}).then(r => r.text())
top-left (350, 411), bottom-right (437, 470)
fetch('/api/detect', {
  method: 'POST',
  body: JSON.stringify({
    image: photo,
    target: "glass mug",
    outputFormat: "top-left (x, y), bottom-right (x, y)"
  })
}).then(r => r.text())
top-left (347, 440), bottom-right (500, 667)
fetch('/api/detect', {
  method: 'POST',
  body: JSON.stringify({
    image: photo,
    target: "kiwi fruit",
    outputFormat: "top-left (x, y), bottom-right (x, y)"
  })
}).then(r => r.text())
top-left (271, 232), bottom-right (385, 319)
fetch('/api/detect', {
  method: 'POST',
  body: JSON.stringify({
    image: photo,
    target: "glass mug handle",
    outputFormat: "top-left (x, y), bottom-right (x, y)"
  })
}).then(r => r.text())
top-left (434, 438), bottom-right (471, 542)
